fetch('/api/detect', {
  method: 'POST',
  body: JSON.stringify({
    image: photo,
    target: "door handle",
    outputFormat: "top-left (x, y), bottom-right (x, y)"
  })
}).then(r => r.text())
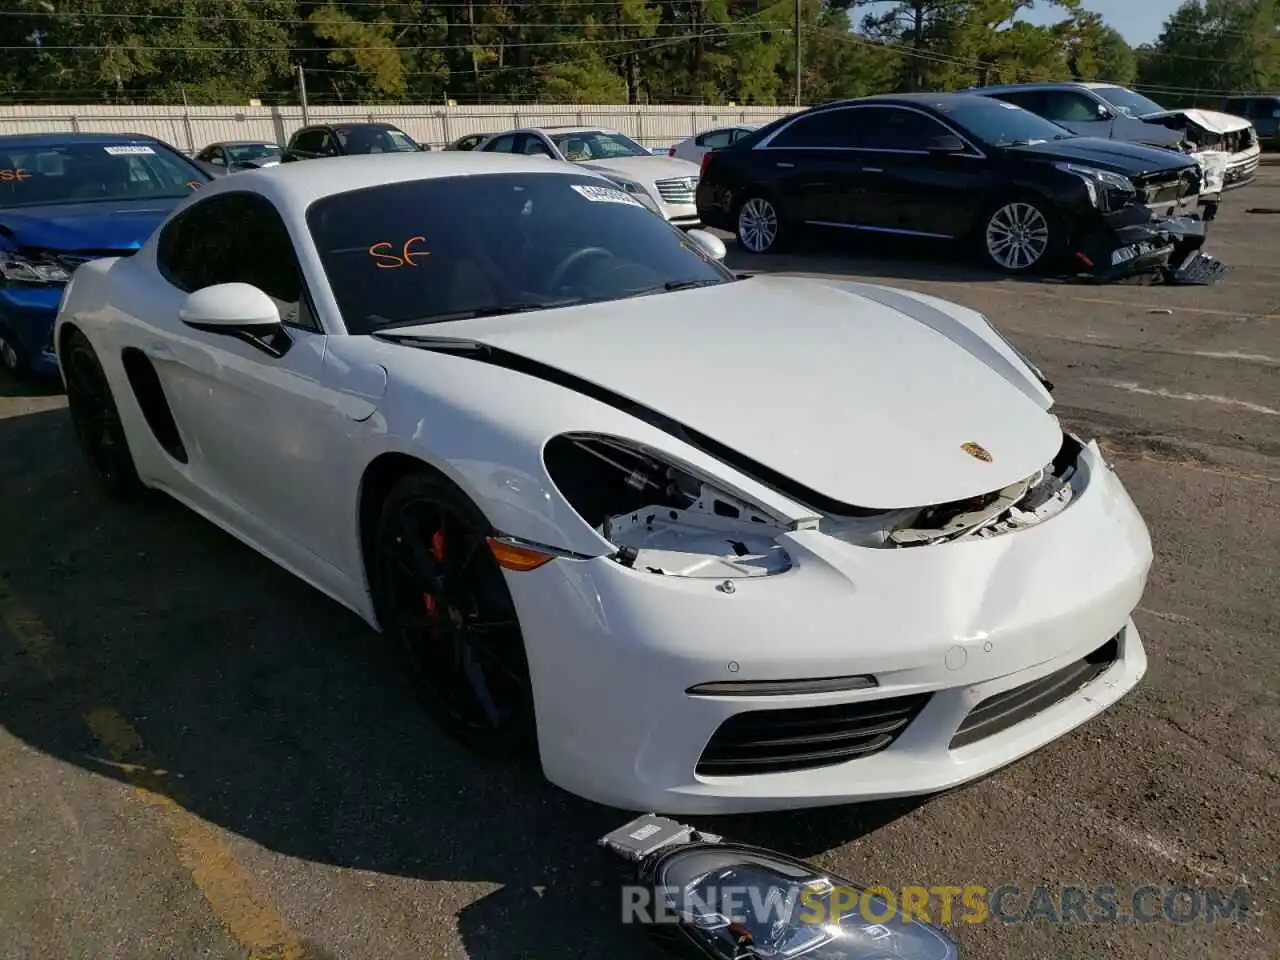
top-left (861, 167), bottom-right (884, 173)
top-left (775, 162), bottom-right (795, 168)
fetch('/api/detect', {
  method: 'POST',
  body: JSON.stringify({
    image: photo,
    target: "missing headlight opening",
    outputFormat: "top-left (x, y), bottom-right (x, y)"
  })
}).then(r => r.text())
top-left (544, 434), bottom-right (795, 579)
top-left (545, 432), bottom-right (1087, 573)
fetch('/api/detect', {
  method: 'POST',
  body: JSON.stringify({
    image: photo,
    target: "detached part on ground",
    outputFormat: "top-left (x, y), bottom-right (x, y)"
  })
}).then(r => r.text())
top-left (600, 813), bottom-right (960, 960)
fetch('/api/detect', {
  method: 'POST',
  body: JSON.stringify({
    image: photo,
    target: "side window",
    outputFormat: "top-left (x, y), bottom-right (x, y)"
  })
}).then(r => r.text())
top-left (991, 91), bottom-right (1045, 114)
top-left (518, 134), bottom-right (553, 156)
top-left (316, 132), bottom-right (338, 156)
top-left (482, 134), bottom-right (518, 153)
top-left (767, 110), bottom-right (855, 148)
top-left (157, 193), bottom-right (314, 331)
top-left (730, 127), bottom-right (753, 142)
top-left (1041, 91), bottom-right (1104, 122)
top-left (291, 129), bottom-right (324, 154)
top-left (854, 108), bottom-right (953, 151)
top-left (697, 129), bottom-right (733, 149)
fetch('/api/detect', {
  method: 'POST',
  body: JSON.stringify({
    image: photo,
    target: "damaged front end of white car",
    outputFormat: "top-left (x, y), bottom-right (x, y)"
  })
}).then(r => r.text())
top-left (1145, 107), bottom-right (1262, 197)
top-left (543, 429), bottom-right (1090, 577)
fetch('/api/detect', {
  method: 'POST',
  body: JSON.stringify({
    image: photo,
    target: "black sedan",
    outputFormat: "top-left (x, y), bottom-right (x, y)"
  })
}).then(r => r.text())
top-left (281, 122), bottom-right (429, 162)
top-left (695, 93), bottom-right (1209, 278)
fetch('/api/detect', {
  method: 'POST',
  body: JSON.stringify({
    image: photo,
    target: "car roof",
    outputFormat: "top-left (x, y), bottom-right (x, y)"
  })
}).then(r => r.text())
top-left (211, 139), bottom-right (279, 147)
top-left (211, 150), bottom-right (607, 206)
top-left (816, 92), bottom-right (1002, 110)
top-left (0, 131), bottom-right (169, 148)
top-left (497, 126), bottom-right (623, 136)
top-left (968, 81), bottom-right (1120, 94)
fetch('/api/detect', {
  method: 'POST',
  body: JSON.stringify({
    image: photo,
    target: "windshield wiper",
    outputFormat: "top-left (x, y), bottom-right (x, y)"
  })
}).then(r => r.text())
top-left (371, 301), bottom-right (577, 329)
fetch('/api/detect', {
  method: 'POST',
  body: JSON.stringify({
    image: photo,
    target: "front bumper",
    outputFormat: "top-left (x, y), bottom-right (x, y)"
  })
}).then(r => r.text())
top-left (0, 284), bottom-right (62, 376)
top-left (506, 440), bottom-right (1152, 814)
top-left (1224, 148), bottom-right (1260, 189)
top-left (1075, 202), bottom-right (1221, 283)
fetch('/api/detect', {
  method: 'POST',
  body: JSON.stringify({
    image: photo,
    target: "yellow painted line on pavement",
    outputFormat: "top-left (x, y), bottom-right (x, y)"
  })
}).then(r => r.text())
top-left (0, 575), bottom-right (309, 960)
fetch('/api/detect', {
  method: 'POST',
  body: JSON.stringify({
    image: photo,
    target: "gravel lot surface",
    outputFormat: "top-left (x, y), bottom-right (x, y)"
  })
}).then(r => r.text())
top-left (1, 166), bottom-right (1276, 960)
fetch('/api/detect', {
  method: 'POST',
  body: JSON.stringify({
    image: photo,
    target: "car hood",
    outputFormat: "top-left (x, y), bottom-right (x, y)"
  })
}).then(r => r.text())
top-left (580, 155), bottom-right (702, 183)
top-left (0, 197), bottom-right (179, 253)
top-left (1142, 107), bottom-right (1252, 136)
top-left (393, 276), bottom-right (1064, 510)
top-left (1008, 137), bottom-right (1196, 176)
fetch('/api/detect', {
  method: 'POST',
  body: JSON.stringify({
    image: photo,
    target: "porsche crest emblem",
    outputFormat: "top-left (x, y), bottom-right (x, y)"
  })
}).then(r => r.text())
top-left (961, 442), bottom-right (993, 463)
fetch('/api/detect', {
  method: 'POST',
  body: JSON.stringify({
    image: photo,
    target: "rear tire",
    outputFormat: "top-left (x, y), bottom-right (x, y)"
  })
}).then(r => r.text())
top-left (735, 194), bottom-right (786, 254)
top-left (978, 195), bottom-right (1063, 274)
top-left (62, 329), bottom-right (145, 500)
top-left (370, 471), bottom-right (538, 760)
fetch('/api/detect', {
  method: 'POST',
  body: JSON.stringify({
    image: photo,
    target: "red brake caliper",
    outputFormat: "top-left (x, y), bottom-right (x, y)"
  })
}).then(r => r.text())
top-left (421, 528), bottom-right (447, 617)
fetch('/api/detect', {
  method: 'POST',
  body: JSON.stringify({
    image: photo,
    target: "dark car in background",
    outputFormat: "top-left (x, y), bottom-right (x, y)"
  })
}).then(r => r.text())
top-left (445, 132), bottom-right (492, 151)
top-left (281, 122), bottom-right (428, 162)
top-left (194, 139), bottom-right (281, 176)
top-left (0, 132), bottom-right (210, 376)
top-left (1221, 95), bottom-right (1280, 149)
top-left (695, 93), bottom-right (1205, 278)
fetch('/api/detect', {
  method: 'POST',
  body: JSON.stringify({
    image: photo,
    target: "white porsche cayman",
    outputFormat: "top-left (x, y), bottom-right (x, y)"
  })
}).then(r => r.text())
top-left (54, 152), bottom-right (1152, 815)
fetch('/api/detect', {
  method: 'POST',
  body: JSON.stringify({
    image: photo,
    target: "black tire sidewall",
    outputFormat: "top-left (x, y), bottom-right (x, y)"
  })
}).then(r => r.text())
top-left (64, 331), bottom-right (144, 499)
top-left (371, 471), bottom-right (538, 759)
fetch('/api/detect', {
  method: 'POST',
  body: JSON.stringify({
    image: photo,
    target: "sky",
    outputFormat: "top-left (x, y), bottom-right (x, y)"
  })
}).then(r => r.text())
top-left (1019, 0), bottom-right (1184, 47)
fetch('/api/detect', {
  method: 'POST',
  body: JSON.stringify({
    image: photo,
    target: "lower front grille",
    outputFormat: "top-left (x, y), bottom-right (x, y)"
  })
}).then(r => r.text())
top-left (949, 632), bottom-right (1122, 750)
top-left (696, 692), bottom-right (932, 777)
top-left (655, 176), bottom-right (697, 205)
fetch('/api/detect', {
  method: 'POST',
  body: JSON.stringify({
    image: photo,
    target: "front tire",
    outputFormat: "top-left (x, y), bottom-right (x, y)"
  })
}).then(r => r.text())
top-left (371, 472), bottom-right (537, 759)
top-left (0, 326), bottom-right (23, 376)
top-left (979, 196), bottom-right (1062, 274)
top-left (62, 329), bottom-right (144, 500)
top-left (735, 194), bottom-right (785, 254)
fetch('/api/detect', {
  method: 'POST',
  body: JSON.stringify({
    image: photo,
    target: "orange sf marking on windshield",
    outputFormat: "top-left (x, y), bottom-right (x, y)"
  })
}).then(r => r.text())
top-left (0, 169), bottom-right (31, 182)
top-left (369, 236), bottom-right (430, 269)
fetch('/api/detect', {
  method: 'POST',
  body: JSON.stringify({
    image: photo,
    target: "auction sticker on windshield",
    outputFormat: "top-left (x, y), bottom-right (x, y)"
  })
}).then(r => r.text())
top-left (570, 184), bottom-right (643, 206)
top-left (104, 145), bottom-right (155, 155)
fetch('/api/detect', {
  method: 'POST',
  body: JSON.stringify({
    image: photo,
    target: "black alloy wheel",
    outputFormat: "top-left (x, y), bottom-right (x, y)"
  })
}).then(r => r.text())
top-left (63, 330), bottom-right (144, 499)
top-left (373, 473), bottom-right (537, 758)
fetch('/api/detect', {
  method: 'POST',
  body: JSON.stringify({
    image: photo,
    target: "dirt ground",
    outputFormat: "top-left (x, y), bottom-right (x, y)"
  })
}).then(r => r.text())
top-left (1, 168), bottom-right (1277, 960)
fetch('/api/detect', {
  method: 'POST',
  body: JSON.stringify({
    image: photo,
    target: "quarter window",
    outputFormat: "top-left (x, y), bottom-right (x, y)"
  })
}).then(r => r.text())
top-left (768, 110), bottom-right (856, 148)
top-left (1039, 91), bottom-right (1105, 122)
top-left (156, 193), bottom-right (315, 331)
top-left (696, 129), bottom-right (733, 149)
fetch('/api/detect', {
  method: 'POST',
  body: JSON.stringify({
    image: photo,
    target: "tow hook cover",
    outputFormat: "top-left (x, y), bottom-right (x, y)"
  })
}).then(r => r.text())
top-left (600, 814), bottom-right (961, 959)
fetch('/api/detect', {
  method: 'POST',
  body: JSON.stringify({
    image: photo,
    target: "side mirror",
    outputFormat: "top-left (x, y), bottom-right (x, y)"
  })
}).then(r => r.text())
top-left (1097, 103), bottom-right (1114, 120)
top-left (925, 134), bottom-right (966, 154)
top-left (180, 283), bottom-right (292, 357)
top-left (686, 228), bottom-right (726, 261)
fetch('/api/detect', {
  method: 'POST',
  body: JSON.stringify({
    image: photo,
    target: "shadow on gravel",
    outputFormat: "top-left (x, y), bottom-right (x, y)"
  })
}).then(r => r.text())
top-left (0, 401), bottom-right (933, 959)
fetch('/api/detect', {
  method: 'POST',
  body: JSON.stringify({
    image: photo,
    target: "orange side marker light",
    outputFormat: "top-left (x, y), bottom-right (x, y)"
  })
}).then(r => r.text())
top-left (486, 537), bottom-right (555, 572)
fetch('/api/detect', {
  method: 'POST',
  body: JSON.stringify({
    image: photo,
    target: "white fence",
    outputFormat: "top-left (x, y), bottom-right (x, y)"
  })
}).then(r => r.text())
top-left (0, 103), bottom-right (800, 153)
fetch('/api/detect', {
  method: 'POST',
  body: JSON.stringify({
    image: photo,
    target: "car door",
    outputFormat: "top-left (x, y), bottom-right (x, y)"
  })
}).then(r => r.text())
top-left (149, 191), bottom-right (345, 566)
top-left (841, 106), bottom-right (988, 238)
top-left (754, 108), bottom-right (865, 225)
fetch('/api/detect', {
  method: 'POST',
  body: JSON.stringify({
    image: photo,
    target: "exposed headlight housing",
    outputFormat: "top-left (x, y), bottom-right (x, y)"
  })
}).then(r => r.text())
top-left (0, 250), bottom-right (71, 284)
top-left (543, 433), bottom-right (797, 578)
top-left (601, 814), bottom-right (960, 960)
top-left (1055, 162), bottom-right (1136, 211)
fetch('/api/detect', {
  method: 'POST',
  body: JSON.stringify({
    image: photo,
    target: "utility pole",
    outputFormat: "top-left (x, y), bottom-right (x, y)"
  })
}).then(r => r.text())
top-left (295, 64), bottom-right (310, 126)
top-left (794, 0), bottom-right (802, 107)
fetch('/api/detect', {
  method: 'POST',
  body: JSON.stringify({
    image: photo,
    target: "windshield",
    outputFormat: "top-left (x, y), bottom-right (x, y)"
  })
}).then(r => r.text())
top-left (0, 141), bottom-right (206, 209)
top-left (226, 143), bottom-right (280, 163)
top-left (941, 98), bottom-right (1076, 146)
top-left (1091, 85), bottom-right (1167, 118)
top-left (551, 130), bottom-right (649, 161)
top-left (307, 172), bottom-right (733, 335)
top-left (335, 125), bottom-right (420, 154)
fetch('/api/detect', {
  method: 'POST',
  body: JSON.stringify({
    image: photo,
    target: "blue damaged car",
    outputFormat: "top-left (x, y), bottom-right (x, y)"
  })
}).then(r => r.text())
top-left (0, 132), bottom-right (211, 377)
